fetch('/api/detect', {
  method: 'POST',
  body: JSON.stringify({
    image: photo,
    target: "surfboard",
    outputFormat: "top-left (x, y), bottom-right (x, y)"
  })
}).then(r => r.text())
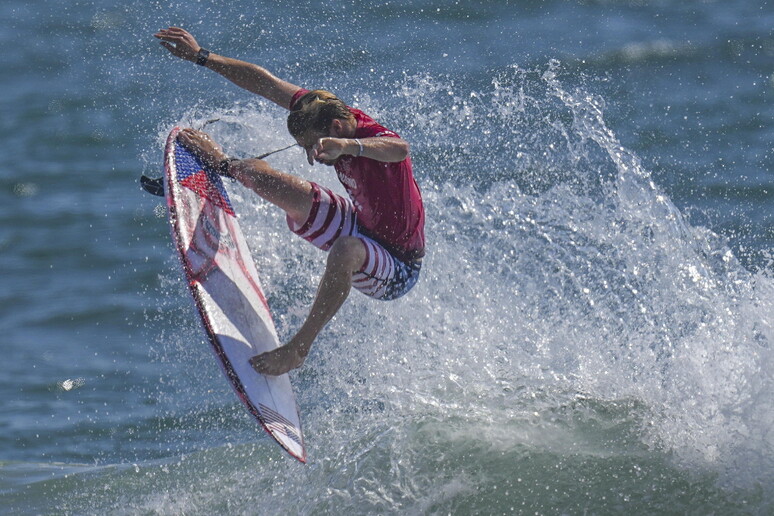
top-left (162, 126), bottom-right (306, 463)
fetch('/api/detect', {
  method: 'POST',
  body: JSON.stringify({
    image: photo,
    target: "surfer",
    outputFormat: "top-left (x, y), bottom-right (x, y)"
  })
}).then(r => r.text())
top-left (154, 27), bottom-right (425, 376)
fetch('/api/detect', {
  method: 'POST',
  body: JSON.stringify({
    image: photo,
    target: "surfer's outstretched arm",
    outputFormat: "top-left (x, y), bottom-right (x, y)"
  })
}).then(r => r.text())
top-left (154, 27), bottom-right (300, 109)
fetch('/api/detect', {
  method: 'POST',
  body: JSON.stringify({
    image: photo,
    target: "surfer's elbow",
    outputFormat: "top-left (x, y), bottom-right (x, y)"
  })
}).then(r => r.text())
top-left (399, 139), bottom-right (410, 159)
top-left (389, 138), bottom-right (410, 162)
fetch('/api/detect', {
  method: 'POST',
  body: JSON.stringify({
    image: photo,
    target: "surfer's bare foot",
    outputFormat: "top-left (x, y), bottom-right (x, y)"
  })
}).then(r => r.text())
top-left (250, 339), bottom-right (309, 376)
top-left (177, 129), bottom-right (227, 168)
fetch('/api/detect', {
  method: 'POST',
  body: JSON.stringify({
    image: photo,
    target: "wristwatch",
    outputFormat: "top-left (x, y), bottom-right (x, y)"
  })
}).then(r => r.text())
top-left (196, 48), bottom-right (210, 66)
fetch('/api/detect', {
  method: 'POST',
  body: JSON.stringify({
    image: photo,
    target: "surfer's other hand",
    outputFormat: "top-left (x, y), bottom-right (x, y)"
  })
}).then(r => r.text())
top-left (310, 137), bottom-right (346, 165)
top-left (177, 129), bottom-right (227, 169)
top-left (154, 27), bottom-right (201, 62)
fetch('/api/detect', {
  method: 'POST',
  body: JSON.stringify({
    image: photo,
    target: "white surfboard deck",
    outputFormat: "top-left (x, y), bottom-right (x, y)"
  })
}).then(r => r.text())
top-left (163, 126), bottom-right (305, 462)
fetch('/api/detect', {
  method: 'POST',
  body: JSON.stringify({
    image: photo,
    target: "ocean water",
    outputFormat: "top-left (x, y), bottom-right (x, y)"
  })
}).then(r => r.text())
top-left (2, 0), bottom-right (774, 514)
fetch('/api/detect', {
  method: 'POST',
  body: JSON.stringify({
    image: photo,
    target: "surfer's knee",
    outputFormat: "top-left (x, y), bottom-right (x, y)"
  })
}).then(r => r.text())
top-left (327, 236), bottom-right (366, 272)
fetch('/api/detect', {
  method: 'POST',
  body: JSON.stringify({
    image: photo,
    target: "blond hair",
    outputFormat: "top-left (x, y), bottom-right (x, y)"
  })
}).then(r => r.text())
top-left (287, 90), bottom-right (354, 138)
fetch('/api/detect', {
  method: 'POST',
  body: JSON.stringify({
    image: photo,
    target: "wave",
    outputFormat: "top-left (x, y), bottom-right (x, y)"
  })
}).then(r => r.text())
top-left (581, 33), bottom-right (774, 69)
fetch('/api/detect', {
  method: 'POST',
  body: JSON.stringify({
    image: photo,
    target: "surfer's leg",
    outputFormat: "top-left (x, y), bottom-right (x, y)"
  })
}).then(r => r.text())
top-left (350, 237), bottom-right (422, 300)
top-left (177, 129), bottom-right (314, 223)
top-left (250, 236), bottom-right (367, 376)
top-left (229, 158), bottom-right (314, 224)
top-left (285, 183), bottom-right (356, 249)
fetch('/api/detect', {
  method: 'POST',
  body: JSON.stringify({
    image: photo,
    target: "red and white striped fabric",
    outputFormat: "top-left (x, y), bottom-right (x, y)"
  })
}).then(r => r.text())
top-left (287, 183), bottom-right (412, 300)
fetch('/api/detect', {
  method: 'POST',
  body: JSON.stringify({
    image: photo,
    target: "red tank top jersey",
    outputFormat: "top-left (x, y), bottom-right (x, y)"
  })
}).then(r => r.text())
top-left (290, 89), bottom-right (425, 261)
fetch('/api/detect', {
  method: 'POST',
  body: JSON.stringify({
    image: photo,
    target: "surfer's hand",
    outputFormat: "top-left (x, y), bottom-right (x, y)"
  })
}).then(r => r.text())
top-left (154, 27), bottom-right (202, 62)
top-left (177, 129), bottom-right (227, 169)
top-left (308, 138), bottom-right (349, 165)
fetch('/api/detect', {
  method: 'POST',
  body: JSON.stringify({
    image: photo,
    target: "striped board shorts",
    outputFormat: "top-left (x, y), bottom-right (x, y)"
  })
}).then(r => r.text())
top-left (286, 183), bottom-right (421, 300)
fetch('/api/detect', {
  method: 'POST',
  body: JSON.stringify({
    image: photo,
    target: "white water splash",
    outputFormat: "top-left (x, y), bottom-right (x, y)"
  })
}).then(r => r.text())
top-left (135, 63), bottom-right (774, 513)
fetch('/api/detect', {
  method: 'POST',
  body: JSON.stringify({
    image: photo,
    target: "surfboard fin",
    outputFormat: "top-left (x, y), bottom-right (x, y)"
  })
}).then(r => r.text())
top-left (140, 175), bottom-right (165, 196)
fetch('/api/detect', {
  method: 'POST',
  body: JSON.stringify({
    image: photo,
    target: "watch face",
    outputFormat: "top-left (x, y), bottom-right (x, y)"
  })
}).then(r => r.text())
top-left (196, 49), bottom-right (210, 65)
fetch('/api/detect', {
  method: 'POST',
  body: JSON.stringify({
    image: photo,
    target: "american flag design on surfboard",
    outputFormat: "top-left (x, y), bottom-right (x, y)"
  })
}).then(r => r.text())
top-left (173, 142), bottom-right (235, 216)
